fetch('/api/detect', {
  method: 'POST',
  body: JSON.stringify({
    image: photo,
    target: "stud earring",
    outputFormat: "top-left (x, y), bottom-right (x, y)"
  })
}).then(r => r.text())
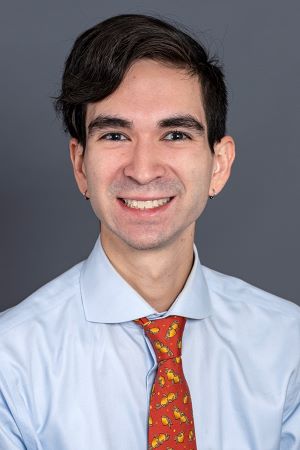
top-left (209, 188), bottom-right (216, 199)
top-left (83, 189), bottom-right (90, 200)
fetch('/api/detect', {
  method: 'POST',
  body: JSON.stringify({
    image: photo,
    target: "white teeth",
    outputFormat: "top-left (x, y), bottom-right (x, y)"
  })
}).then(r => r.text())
top-left (123, 198), bottom-right (171, 209)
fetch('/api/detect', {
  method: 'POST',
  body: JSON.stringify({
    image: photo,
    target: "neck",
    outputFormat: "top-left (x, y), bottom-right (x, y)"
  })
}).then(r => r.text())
top-left (100, 226), bottom-right (195, 312)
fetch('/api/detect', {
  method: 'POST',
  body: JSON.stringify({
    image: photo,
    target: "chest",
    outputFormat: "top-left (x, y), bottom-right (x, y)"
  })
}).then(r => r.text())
top-left (24, 323), bottom-right (287, 449)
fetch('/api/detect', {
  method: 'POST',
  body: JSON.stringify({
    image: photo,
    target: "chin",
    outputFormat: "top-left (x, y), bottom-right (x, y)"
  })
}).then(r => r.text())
top-left (119, 235), bottom-right (169, 251)
top-left (112, 227), bottom-right (188, 252)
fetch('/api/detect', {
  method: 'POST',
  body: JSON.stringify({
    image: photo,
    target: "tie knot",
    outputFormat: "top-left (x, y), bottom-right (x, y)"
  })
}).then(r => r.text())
top-left (136, 315), bottom-right (186, 363)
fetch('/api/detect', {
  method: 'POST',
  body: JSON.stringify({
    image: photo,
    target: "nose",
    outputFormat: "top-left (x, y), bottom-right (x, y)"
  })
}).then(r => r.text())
top-left (123, 139), bottom-right (166, 185)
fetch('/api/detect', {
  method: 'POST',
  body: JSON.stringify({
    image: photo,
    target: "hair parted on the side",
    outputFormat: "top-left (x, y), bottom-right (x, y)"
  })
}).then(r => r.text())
top-left (54, 14), bottom-right (228, 152)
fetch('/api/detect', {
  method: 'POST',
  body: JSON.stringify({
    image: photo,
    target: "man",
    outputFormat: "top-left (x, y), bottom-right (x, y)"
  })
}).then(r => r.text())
top-left (0, 13), bottom-right (299, 450)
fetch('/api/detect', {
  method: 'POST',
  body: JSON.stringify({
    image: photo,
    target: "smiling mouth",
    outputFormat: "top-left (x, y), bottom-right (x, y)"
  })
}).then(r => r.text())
top-left (119, 197), bottom-right (173, 210)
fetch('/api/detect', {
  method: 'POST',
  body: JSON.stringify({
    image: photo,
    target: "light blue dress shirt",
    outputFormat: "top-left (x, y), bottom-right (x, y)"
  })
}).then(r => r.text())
top-left (0, 236), bottom-right (299, 450)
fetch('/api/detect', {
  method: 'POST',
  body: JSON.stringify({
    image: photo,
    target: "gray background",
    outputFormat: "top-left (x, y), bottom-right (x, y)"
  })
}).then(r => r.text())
top-left (1, 0), bottom-right (299, 311)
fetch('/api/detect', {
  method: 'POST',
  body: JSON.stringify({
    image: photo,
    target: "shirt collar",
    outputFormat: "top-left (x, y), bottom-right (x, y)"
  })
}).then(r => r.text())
top-left (80, 236), bottom-right (213, 323)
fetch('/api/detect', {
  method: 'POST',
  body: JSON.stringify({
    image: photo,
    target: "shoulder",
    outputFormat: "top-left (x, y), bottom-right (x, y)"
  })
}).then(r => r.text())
top-left (202, 266), bottom-right (300, 377)
top-left (0, 260), bottom-right (84, 339)
top-left (0, 260), bottom-right (85, 434)
top-left (202, 265), bottom-right (300, 359)
top-left (202, 264), bottom-right (300, 319)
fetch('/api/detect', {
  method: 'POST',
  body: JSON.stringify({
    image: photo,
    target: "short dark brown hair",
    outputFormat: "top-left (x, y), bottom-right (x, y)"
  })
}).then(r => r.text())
top-left (54, 14), bottom-right (228, 152)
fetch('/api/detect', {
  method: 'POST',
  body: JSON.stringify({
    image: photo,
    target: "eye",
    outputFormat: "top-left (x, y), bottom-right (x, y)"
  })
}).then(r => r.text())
top-left (163, 130), bottom-right (191, 141)
top-left (100, 132), bottom-right (127, 141)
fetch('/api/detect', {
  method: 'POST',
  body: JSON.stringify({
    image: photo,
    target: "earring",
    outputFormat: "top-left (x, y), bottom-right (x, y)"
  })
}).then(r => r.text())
top-left (209, 188), bottom-right (216, 199)
top-left (83, 189), bottom-right (90, 201)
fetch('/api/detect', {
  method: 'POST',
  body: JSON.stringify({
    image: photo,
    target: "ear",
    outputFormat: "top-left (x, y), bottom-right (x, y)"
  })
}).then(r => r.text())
top-left (69, 138), bottom-right (88, 196)
top-left (209, 135), bottom-right (235, 197)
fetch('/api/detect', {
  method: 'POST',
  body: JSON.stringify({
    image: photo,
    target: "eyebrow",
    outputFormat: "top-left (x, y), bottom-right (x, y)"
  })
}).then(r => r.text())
top-left (87, 114), bottom-right (205, 136)
top-left (88, 115), bottom-right (133, 136)
top-left (158, 115), bottom-right (205, 134)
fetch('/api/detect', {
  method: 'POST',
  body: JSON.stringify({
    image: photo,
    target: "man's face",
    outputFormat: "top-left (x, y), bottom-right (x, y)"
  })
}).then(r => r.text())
top-left (71, 59), bottom-right (234, 251)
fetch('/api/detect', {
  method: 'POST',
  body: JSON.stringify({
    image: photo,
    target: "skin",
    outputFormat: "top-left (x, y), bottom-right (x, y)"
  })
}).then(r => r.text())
top-left (70, 59), bottom-right (235, 311)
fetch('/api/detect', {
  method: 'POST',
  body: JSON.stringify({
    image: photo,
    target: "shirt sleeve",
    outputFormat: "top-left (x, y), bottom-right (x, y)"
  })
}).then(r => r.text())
top-left (280, 327), bottom-right (300, 450)
top-left (0, 387), bottom-right (26, 450)
top-left (0, 367), bottom-right (41, 450)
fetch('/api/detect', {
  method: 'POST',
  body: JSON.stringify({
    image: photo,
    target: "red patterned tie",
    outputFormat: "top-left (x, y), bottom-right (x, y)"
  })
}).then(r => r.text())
top-left (135, 315), bottom-right (197, 450)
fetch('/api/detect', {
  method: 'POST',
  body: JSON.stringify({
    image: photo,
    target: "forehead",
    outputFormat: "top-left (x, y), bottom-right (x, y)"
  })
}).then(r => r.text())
top-left (86, 59), bottom-right (206, 127)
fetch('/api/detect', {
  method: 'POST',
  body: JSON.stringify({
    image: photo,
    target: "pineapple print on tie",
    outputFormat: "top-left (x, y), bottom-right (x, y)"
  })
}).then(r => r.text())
top-left (135, 316), bottom-right (197, 450)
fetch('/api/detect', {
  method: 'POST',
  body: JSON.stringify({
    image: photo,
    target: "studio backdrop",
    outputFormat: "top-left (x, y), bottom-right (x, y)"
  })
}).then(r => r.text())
top-left (1, 0), bottom-right (299, 310)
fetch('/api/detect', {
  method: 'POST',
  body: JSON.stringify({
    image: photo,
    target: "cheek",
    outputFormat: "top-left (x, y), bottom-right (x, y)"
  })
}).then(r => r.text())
top-left (183, 155), bottom-right (213, 188)
top-left (86, 156), bottom-right (112, 188)
top-left (87, 148), bottom-right (127, 181)
top-left (182, 158), bottom-right (213, 210)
